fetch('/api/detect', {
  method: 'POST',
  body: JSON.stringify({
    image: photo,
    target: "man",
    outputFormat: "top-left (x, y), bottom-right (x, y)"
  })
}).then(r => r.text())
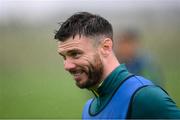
top-left (54, 12), bottom-right (180, 119)
top-left (114, 29), bottom-right (164, 86)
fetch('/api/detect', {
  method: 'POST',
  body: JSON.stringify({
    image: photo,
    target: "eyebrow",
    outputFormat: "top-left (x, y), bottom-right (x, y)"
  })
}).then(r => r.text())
top-left (58, 48), bottom-right (82, 56)
top-left (58, 52), bottom-right (65, 57)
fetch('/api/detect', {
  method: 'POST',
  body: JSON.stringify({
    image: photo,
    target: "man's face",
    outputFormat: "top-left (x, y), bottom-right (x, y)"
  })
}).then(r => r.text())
top-left (57, 35), bottom-right (103, 89)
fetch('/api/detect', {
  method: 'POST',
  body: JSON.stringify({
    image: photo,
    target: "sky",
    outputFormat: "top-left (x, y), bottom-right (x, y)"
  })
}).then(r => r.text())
top-left (0, 0), bottom-right (180, 25)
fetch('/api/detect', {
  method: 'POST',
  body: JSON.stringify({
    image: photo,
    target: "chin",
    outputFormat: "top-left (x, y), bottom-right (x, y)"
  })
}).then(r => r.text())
top-left (76, 81), bottom-right (91, 89)
top-left (76, 83), bottom-right (86, 89)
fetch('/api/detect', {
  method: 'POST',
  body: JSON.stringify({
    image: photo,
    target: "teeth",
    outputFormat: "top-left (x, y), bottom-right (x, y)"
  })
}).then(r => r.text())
top-left (74, 73), bottom-right (81, 76)
top-left (70, 70), bottom-right (83, 76)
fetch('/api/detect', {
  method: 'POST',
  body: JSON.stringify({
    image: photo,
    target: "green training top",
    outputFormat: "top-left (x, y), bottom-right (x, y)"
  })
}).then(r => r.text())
top-left (128, 86), bottom-right (180, 118)
top-left (90, 64), bottom-right (180, 119)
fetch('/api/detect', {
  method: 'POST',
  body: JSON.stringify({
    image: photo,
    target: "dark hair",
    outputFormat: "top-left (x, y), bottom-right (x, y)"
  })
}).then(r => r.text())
top-left (54, 12), bottom-right (113, 42)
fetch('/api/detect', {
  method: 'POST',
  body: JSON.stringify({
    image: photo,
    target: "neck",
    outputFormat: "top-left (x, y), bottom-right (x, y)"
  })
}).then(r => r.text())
top-left (89, 53), bottom-right (120, 90)
top-left (88, 64), bottom-right (132, 115)
top-left (101, 53), bottom-right (120, 82)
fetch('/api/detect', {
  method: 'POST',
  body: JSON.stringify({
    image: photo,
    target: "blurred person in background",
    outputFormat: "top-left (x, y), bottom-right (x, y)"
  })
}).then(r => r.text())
top-left (54, 12), bottom-right (180, 119)
top-left (114, 29), bottom-right (164, 87)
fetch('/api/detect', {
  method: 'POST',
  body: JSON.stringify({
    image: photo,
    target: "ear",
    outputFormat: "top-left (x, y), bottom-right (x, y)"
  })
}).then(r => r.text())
top-left (99, 38), bottom-right (113, 56)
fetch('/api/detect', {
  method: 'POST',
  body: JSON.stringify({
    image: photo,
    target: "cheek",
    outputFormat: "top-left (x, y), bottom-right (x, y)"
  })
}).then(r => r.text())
top-left (78, 55), bottom-right (94, 64)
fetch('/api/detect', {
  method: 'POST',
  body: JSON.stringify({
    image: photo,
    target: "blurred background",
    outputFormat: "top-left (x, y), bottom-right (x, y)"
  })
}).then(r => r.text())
top-left (0, 0), bottom-right (180, 119)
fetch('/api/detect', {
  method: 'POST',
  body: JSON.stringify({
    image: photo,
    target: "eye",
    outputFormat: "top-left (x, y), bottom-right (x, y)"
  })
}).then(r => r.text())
top-left (70, 52), bottom-right (81, 59)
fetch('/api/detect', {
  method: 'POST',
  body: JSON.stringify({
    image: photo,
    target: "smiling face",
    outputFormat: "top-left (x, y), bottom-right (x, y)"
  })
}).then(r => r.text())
top-left (58, 35), bottom-right (104, 89)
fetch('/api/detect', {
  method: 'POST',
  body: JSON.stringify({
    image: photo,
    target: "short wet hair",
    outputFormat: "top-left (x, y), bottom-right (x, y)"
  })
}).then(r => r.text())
top-left (54, 12), bottom-right (113, 42)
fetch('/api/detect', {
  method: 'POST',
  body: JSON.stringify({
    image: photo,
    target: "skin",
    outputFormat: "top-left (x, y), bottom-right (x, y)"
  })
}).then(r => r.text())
top-left (57, 35), bottom-right (120, 89)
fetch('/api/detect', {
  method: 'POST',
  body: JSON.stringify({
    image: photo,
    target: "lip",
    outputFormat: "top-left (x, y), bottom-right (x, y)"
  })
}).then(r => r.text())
top-left (69, 69), bottom-right (88, 82)
top-left (74, 75), bottom-right (81, 82)
top-left (73, 71), bottom-right (83, 80)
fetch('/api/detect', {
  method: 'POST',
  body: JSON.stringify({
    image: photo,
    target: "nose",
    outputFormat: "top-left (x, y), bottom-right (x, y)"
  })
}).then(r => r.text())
top-left (64, 59), bottom-right (76, 71)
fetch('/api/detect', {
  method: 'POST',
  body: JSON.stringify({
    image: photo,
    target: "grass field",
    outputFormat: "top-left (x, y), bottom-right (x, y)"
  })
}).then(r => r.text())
top-left (0, 24), bottom-right (180, 119)
top-left (0, 25), bottom-right (92, 118)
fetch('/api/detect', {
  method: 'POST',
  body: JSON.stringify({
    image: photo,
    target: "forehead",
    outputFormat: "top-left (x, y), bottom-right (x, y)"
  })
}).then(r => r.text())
top-left (57, 35), bottom-right (94, 53)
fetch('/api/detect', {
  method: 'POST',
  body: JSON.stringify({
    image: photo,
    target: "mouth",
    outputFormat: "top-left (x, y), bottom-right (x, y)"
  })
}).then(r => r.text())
top-left (69, 69), bottom-right (85, 81)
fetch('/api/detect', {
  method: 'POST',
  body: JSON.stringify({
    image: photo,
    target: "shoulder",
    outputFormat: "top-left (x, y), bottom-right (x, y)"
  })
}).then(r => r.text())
top-left (134, 85), bottom-right (167, 102)
top-left (129, 85), bottom-right (180, 119)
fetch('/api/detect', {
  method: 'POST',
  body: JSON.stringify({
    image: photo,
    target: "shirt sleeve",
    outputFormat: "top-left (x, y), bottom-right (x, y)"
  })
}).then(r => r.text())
top-left (128, 86), bottom-right (180, 119)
